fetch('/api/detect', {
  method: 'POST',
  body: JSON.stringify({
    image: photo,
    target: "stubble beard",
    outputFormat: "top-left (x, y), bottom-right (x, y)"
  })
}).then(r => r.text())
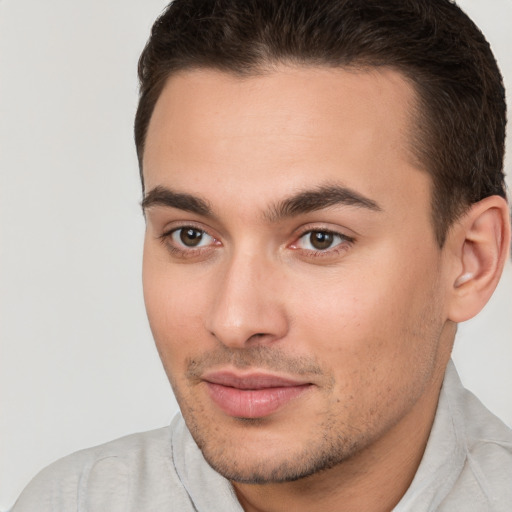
top-left (169, 344), bottom-right (374, 485)
top-left (166, 284), bottom-right (447, 485)
top-left (180, 398), bottom-right (366, 484)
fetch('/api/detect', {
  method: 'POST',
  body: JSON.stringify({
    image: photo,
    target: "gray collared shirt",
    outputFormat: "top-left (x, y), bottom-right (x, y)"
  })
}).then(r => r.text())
top-left (11, 361), bottom-right (512, 511)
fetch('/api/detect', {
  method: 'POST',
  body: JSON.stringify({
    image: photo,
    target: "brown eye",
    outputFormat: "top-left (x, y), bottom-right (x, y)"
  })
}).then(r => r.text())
top-left (293, 229), bottom-right (351, 253)
top-left (179, 228), bottom-right (204, 247)
top-left (309, 231), bottom-right (334, 250)
top-left (170, 227), bottom-right (214, 249)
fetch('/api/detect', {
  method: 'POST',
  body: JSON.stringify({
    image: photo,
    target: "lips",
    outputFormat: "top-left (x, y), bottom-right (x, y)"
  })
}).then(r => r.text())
top-left (202, 371), bottom-right (312, 419)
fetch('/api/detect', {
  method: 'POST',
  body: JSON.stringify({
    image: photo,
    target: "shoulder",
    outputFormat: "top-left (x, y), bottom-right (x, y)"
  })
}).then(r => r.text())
top-left (12, 424), bottom-right (195, 512)
top-left (441, 364), bottom-right (512, 510)
top-left (456, 372), bottom-right (512, 469)
top-left (458, 388), bottom-right (512, 508)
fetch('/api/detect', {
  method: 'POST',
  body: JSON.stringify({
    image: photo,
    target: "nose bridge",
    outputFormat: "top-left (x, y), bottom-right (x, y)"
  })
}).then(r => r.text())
top-left (206, 246), bottom-right (287, 348)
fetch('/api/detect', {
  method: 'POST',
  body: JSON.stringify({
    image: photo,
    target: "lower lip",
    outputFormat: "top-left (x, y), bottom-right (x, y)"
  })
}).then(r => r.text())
top-left (205, 382), bottom-right (311, 418)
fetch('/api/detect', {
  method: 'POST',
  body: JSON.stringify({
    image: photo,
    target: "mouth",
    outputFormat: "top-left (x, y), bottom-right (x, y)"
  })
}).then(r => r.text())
top-left (202, 370), bottom-right (313, 419)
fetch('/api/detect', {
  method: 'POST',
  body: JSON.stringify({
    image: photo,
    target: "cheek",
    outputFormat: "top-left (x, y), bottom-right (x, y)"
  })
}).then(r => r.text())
top-left (290, 253), bottom-right (441, 367)
top-left (289, 266), bottom-right (443, 425)
top-left (142, 249), bottom-right (210, 365)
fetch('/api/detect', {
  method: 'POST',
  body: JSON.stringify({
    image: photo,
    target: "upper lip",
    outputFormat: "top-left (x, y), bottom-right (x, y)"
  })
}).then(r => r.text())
top-left (202, 370), bottom-right (311, 390)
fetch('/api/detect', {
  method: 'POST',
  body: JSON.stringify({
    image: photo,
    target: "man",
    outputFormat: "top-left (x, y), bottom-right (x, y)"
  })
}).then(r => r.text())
top-left (13, 0), bottom-right (511, 510)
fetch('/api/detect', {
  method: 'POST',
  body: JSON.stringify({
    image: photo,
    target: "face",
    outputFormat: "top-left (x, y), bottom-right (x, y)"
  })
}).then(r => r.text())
top-left (142, 66), bottom-right (454, 483)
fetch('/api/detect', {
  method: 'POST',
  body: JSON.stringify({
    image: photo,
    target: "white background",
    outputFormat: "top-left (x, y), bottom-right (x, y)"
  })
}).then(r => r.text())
top-left (1, 0), bottom-right (511, 509)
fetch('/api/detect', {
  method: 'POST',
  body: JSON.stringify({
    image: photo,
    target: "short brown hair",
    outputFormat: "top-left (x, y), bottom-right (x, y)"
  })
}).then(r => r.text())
top-left (135, 0), bottom-right (507, 245)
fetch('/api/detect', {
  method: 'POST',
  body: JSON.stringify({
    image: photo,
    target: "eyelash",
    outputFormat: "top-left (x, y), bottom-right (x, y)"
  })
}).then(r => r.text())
top-left (291, 228), bottom-right (355, 257)
top-left (159, 225), bottom-right (220, 258)
top-left (159, 225), bottom-right (355, 259)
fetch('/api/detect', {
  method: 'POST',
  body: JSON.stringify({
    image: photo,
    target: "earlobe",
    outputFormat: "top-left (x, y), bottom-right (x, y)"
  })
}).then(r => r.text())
top-left (447, 195), bottom-right (511, 323)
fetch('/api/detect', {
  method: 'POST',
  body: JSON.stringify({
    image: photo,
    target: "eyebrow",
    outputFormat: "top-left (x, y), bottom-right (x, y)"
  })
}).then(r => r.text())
top-left (141, 183), bottom-right (382, 221)
top-left (266, 184), bottom-right (382, 222)
top-left (141, 185), bottom-right (212, 217)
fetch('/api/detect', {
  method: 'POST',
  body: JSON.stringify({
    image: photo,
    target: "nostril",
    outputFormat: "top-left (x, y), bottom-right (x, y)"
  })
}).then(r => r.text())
top-left (248, 333), bottom-right (267, 341)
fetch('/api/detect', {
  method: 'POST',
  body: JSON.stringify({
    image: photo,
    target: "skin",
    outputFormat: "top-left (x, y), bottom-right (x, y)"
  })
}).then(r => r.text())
top-left (141, 66), bottom-right (485, 511)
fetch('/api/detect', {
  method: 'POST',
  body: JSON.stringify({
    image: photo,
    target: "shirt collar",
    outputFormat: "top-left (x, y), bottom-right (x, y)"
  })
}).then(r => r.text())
top-left (171, 413), bottom-right (243, 512)
top-left (394, 360), bottom-right (467, 511)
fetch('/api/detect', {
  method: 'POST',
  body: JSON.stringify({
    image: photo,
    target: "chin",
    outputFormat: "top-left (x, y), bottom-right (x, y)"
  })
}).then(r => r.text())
top-left (192, 421), bottom-right (361, 484)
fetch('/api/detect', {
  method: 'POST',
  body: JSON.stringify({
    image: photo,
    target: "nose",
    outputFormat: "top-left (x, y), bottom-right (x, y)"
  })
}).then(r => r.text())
top-left (204, 251), bottom-right (289, 348)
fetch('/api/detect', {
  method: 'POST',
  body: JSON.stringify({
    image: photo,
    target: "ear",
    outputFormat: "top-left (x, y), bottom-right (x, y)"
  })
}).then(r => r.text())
top-left (446, 195), bottom-right (511, 323)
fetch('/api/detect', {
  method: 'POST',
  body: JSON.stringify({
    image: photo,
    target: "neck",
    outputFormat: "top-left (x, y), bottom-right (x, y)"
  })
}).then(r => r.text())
top-left (232, 363), bottom-right (446, 512)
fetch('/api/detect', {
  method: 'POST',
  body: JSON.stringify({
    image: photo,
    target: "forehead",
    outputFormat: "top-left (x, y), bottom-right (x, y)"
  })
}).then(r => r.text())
top-left (143, 66), bottom-right (429, 220)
